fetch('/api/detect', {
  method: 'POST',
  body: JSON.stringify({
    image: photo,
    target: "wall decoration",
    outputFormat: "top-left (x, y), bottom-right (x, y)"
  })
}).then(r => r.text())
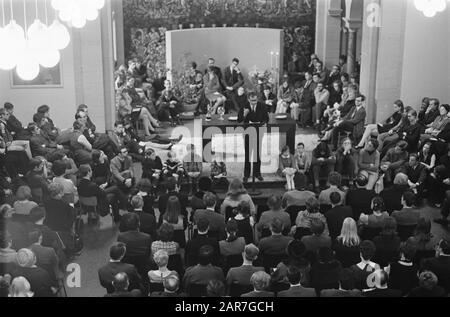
top-left (11, 64), bottom-right (63, 88)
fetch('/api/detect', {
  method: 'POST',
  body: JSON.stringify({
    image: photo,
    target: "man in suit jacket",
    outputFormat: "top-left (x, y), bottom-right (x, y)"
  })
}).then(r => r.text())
top-left (346, 174), bottom-right (376, 219)
top-left (258, 218), bottom-right (293, 256)
top-left (405, 153), bottom-right (427, 198)
top-left (392, 191), bottom-right (421, 227)
top-left (222, 58), bottom-right (244, 112)
top-left (325, 192), bottom-right (353, 240)
top-left (185, 218), bottom-right (220, 267)
top-left (104, 272), bottom-right (142, 297)
top-left (241, 271), bottom-right (274, 297)
top-left (122, 196), bottom-right (157, 239)
top-left (278, 266), bottom-right (316, 297)
top-left (98, 243), bottom-right (143, 294)
top-left (332, 94), bottom-right (367, 150)
top-left (227, 244), bottom-right (265, 287)
top-left (238, 92), bottom-right (269, 182)
top-left (193, 192), bottom-right (226, 240)
top-left (110, 147), bottom-right (134, 190)
top-left (28, 230), bottom-right (60, 284)
top-left (117, 213), bottom-right (152, 275)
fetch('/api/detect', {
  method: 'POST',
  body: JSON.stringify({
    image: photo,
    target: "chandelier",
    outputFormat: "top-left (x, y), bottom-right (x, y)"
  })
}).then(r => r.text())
top-left (414, 0), bottom-right (448, 17)
top-left (0, 0), bottom-right (105, 81)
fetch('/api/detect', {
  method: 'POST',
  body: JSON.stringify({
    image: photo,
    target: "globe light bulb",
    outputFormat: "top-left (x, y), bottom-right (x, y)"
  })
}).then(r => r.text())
top-left (37, 48), bottom-right (61, 68)
top-left (48, 19), bottom-right (70, 50)
top-left (16, 46), bottom-right (41, 81)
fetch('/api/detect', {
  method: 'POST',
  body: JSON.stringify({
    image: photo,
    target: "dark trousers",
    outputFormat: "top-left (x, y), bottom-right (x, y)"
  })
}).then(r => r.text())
top-left (441, 190), bottom-right (450, 219)
top-left (332, 122), bottom-right (354, 149)
top-left (224, 91), bottom-right (239, 113)
top-left (105, 185), bottom-right (128, 221)
top-left (244, 134), bottom-right (261, 178)
top-left (299, 107), bottom-right (312, 126)
top-left (335, 155), bottom-right (356, 181)
top-left (312, 160), bottom-right (336, 187)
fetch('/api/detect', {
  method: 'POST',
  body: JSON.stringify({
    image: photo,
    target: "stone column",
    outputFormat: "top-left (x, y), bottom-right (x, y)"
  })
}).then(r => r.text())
top-left (341, 27), bottom-right (349, 58)
top-left (347, 28), bottom-right (357, 75)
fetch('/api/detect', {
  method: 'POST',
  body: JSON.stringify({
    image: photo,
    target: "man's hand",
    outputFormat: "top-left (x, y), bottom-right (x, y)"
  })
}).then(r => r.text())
top-left (99, 183), bottom-right (108, 190)
top-left (388, 129), bottom-right (394, 136)
top-left (444, 178), bottom-right (450, 185)
top-left (125, 179), bottom-right (132, 188)
top-left (226, 87), bottom-right (233, 91)
top-left (57, 145), bottom-right (64, 150)
top-left (244, 109), bottom-right (250, 117)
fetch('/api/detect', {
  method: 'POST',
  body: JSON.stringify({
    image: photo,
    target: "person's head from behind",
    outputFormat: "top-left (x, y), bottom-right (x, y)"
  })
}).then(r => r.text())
top-left (355, 173), bottom-right (369, 188)
top-left (330, 191), bottom-right (341, 206)
top-left (267, 195), bottom-right (282, 211)
top-left (153, 249), bottom-right (169, 269)
top-left (52, 160), bottom-right (67, 177)
top-left (28, 230), bottom-right (43, 246)
top-left (10, 277), bottom-right (33, 297)
top-left (16, 249), bottom-right (36, 268)
top-left (270, 218), bottom-right (283, 235)
top-left (339, 218), bottom-right (360, 247)
top-left (48, 182), bottom-right (64, 201)
top-left (197, 217), bottom-right (210, 234)
top-left (110, 242), bottom-right (126, 261)
top-left (15, 186), bottom-right (32, 202)
top-left (286, 266), bottom-right (302, 285)
top-left (399, 240), bottom-right (416, 262)
top-left (294, 173), bottom-right (307, 191)
top-left (165, 177), bottom-right (178, 193)
top-left (339, 268), bottom-right (356, 291)
top-left (130, 195), bottom-right (144, 210)
top-left (371, 196), bottom-right (385, 213)
top-left (0, 231), bottom-right (12, 250)
top-left (198, 177), bottom-right (212, 193)
top-left (112, 272), bottom-right (129, 292)
top-left (158, 223), bottom-right (174, 243)
top-left (306, 196), bottom-right (320, 214)
top-left (393, 173), bottom-right (408, 186)
top-left (121, 212), bottom-right (140, 231)
top-left (165, 196), bottom-right (181, 223)
top-left (203, 192), bottom-right (217, 209)
top-left (402, 190), bottom-right (416, 208)
top-left (243, 244), bottom-right (259, 262)
top-left (418, 271), bottom-right (438, 291)
top-left (437, 239), bottom-right (450, 256)
top-left (236, 200), bottom-right (251, 218)
top-left (79, 164), bottom-right (92, 180)
top-left (359, 240), bottom-right (376, 262)
top-left (29, 207), bottom-right (45, 224)
top-left (163, 275), bottom-right (180, 293)
top-left (29, 158), bottom-right (43, 173)
top-left (136, 178), bottom-right (152, 194)
top-left (198, 245), bottom-right (214, 266)
top-left (225, 219), bottom-right (238, 237)
top-left (250, 271), bottom-right (271, 292)
top-left (311, 219), bottom-right (326, 237)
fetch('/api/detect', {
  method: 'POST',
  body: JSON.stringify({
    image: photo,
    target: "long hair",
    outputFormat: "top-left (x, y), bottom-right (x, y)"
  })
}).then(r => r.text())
top-left (164, 196), bottom-right (181, 224)
top-left (227, 178), bottom-right (247, 199)
top-left (337, 218), bottom-right (360, 247)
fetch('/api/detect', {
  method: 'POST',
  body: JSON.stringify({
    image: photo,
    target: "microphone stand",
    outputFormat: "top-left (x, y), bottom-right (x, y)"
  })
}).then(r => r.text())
top-left (249, 122), bottom-right (262, 197)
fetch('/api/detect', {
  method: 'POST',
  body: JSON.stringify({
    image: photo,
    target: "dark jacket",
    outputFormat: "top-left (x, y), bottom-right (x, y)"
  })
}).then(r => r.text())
top-left (43, 198), bottom-right (75, 232)
top-left (420, 256), bottom-right (450, 293)
top-left (346, 188), bottom-right (376, 219)
top-left (98, 261), bottom-right (143, 294)
top-left (325, 205), bottom-right (353, 240)
top-left (185, 234), bottom-right (220, 267)
top-left (117, 231), bottom-right (152, 259)
top-left (278, 285), bottom-right (317, 297)
top-left (238, 101), bottom-right (269, 124)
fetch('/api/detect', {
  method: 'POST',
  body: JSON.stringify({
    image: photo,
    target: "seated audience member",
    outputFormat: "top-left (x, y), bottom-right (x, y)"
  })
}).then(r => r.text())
top-left (158, 177), bottom-right (189, 222)
top-left (52, 160), bottom-right (78, 204)
top-left (380, 173), bottom-right (410, 213)
top-left (26, 158), bottom-right (50, 204)
top-left (13, 186), bottom-right (38, 217)
top-left (28, 123), bottom-right (64, 159)
top-left (295, 197), bottom-right (329, 237)
top-left (294, 143), bottom-right (310, 174)
top-left (372, 217), bottom-right (401, 267)
top-left (261, 85), bottom-right (277, 113)
top-left (278, 145), bottom-right (296, 191)
top-left (350, 240), bottom-right (380, 290)
top-left (271, 240), bottom-right (310, 287)
top-left (359, 196), bottom-right (389, 232)
top-left (311, 141), bottom-right (336, 191)
top-left (384, 240), bottom-right (418, 295)
top-left (160, 196), bottom-right (186, 247)
top-left (0, 231), bottom-right (17, 266)
top-left (220, 178), bottom-right (256, 217)
top-left (380, 140), bottom-right (409, 185)
top-left (9, 276), bottom-right (33, 297)
top-left (312, 82), bottom-right (330, 127)
top-left (43, 183), bottom-right (75, 233)
top-left (162, 150), bottom-right (184, 182)
top-left (333, 218), bottom-right (361, 268)
top-left (257, 195), bottom-right (291, 236)
top-left (241, 271), bottom-right (274, 297)
top-left (182, 144), bottom-right (203, 194)
top-left (104, 273), bottom-right (142, 297)
top-left (346, 174), bottom-right (376, 219)
top-left (117, 213), bottom-right (152, 274)
top-left (13, 248), bottom-right (55, 297)
top-left (151, 223), bottom-right (179, 256)
top-left (233, 201), bottom-right (254, 245)
top-left (420, 239), bottom-right (450, 293)
top-left (335, 138), bottom-right (357, 182)
top-left (98, 243), bottom-right (143, 294)
top-left (403, 153), bottom-right (426, 199)
top-left (420, 103), bottom-right (450, 143)
top-left (392, 191), bottom-right (421, 228)
top-left (203, 66), bottom-right (226, 115)
top-left (150, 275), bottom-right (184, 297)
top-left (325, 192), bottom-right (353, 240)
top-left (219, 219), bottom-right (245, 257)
top-left (407, 218), bottom-right (438, 262)
top-left (356, 100), bottom-right (404, 149)
top-left (357, 139), bottom-right (380, 191)
top-left (300, 219), bottom-right (332, 255)
top-left (210, 152), bottom-right (228, 189)
top-left (222, 58), bottom-right (244, 113)
top-left (134, 179), bottom-right (155, 216)
top-left (0, 109), bottom-right (32, 158)
top-left (141, 148), bottom-right (163, 186)
top-left (258, 218), bottom-right (293, 256)
top-left (418, 98), bottom-right (439, 126)
top-left (282, 173), bottom-right (316, 209)
top-left (148, 249), bottom-right (178, 284)
top-left (363, 269), bottom-right (402, 297)
top-left (206, 280), bottom-right (226, 297)
top-left (183, 245), bottom-right (225, 291)
top-left (226, 244), bottom-right (264, 287)
top-left (277, 266), bottom-right (317, 297)
top-left (382, 110), bottom-right (421, 156)
top-left (69, 121), bottom-right (92, 165)
top-left (275, 79), bottom-right (295, 114)
top-left (185, 217), bottom-right (220, 267)
top-left (329, 94), bottom-right (366, 150)
top-left (419, 141), bottom-right (436, 172)
top-left (193, 192), bottom-right (226, 240)
top-left (33, 105), bottom-right (59, 141)
top-left (320, 268), bottom-right (362, 297)
top-left (407, 271), bottom-right (447, 297)
top-left (318, 172), bottom-right (346, 206)
top-left (28, 230), bottom-right (60, 284)
top-left (110, 146), bottom-right (134, 192)
top-left (122, 195), bottom-right (156, 239)
top-left (3, 102), bottom-right (24, 138)
top-left (310, 247), bottom-right (342, 293)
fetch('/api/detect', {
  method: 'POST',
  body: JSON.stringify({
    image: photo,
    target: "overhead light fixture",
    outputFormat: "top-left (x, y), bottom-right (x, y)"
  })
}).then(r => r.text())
top-left (414, 0), bottom-right (448, 17)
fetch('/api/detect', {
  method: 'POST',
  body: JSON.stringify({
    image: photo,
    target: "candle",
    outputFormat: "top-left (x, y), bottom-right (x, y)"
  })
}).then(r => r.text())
top-left (179, 24), bottom-right (183, 29)
top-left (190, 23), bottom-right (194, 28)
top-left (201, 24), bottom-right (205, 28)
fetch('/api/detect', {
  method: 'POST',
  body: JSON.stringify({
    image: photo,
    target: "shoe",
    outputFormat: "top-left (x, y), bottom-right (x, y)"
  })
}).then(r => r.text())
top-left (243, 177), bottom-right (249, 183)
top-left (257, 176), bottom-right (264, 182)
top-left (434, 219), bottom-right (449, 226)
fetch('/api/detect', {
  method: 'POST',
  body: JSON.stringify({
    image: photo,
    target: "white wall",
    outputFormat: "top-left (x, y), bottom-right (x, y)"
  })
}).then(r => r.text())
top-left (166, 28), bottom-right (283, 88)
top-left (400, 1), bottom-right (450, 108)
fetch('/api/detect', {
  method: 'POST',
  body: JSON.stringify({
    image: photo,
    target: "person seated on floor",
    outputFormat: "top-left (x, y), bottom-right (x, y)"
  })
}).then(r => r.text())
top-left (118, 95), bottom-right (160, 137)
top-left (106, 120), bottom-right (144, 162)
top-left (312, 82), bottom-right (330, 129)
top-left (419, 98), bottom-right (440, 127)
top-left (357, 139), bottom-right (380, 191)
top-left (335, 138), bottom-right (357, 183)
top-left (318, 172), bottom-right (346, 206)
top-left (380, 140), bottom-right (409, 186)
top-left (391, 191), bottom-right (421, 228)
top-left (278, 145), bottom-right (297, 191)
top-left (26, 158), bottom-right (50, 204)
top-left (51, 160), bottom-right (78, 205)
top-left (163, 151), bottom-right (184, 183)
top-left (69, 121), bottom-right (92, 165)
top-left (226, 244), bottom-right (264, 288)
top-left (282, 173), bottom-right (316, 209)
top-left (407, 270), bottom-right (447, 297)
top-left (311, 141), bottom-right (336, 192)
top-left (33, 105), bottom-right (59, 142)
top-left (257, 195), bottom-right (291, 237)
top-left (122, 77), bottom-right (154, 113)
top-left (182, 144), bottom-right (203, 194)
top-left (404, 153), bottom-right (427, 199)
top-left (28, 123), bottom-right (64, 159)
top-left (141, 148), bottom-right (163, 187)
top-left (0, 108), bottom-right (32, 160)
top-left (13, 186), bottom-right (38, 217)
top-left (380, 172), bottom-right (410, 214)
top-left (110, 146), bottom-right (135, 194)
top-left (104, 272), bottom-right (142, 297)
top-left (241, 271), bottom-right (274, 297)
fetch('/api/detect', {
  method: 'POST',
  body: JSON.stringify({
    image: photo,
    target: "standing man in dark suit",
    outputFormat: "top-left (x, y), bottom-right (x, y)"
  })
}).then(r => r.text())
top-left (185, 217), bottom-right (220, 267)
top-left (238, 92), bottom-right (269, 183)
top-left (278, 266), bottom-right (317, 297)
top-left (98, 243), bottom-right (143, 294)
top-left (346, 174), bottom-right (376, 219)
top-left (325, 192), bottom-right (353, 240)
top-left (223, 58), bottom-right (244, 113)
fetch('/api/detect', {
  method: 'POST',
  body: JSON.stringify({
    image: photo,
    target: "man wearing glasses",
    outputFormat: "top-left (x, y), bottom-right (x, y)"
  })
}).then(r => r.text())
top-left (238, 92), bottom-right (269, 183)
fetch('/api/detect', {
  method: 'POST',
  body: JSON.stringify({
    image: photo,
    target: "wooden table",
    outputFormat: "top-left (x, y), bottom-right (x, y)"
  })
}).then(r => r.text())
top-left (201, 114), bottom-right (296, 162)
